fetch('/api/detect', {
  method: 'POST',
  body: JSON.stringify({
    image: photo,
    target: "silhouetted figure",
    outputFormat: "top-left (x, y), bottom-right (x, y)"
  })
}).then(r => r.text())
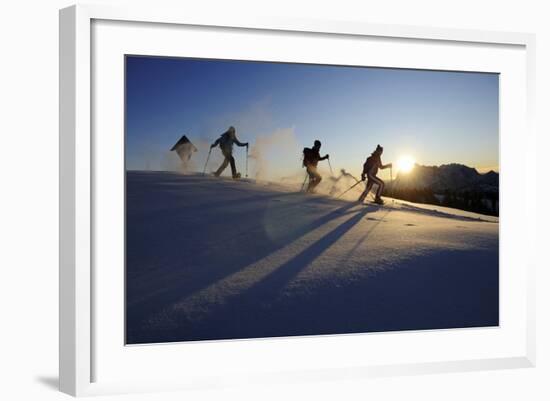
top-left (328, 169), bottom-right (359, 196)
top-left (358, 144), bottom-right (392, 205)
top-left (170, 135), bottom-right (197, 172)
top-left (211, 126), bottom-right (248, 179)
top-left (170, 135), bottom-right (197, 162)
top-left (303, 140), bottom-right (329, 193)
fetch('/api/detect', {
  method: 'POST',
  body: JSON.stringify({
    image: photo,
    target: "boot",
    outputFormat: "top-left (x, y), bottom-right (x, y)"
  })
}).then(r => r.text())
top-left (373, 196), bottom-right (384, 205)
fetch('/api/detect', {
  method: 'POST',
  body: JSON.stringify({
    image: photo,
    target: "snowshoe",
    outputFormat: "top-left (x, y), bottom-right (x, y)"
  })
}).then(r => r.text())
top-left (232, 173), bottom-right (241, 180)
top-left (372, 197), bottom-right (385, 205)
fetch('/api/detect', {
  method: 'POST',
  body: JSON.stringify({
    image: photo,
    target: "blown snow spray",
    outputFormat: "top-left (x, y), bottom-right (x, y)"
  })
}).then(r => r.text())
top-left (301, 172), bottom-right (308, 192)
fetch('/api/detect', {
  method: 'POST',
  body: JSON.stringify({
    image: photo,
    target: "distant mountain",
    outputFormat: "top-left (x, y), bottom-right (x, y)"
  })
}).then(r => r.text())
top-left (392, 163), bottom-right (498, 193)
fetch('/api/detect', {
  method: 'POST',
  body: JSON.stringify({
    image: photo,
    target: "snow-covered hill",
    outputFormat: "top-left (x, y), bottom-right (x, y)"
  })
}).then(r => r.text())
top-left (126, 171), bottom-right (499, 344)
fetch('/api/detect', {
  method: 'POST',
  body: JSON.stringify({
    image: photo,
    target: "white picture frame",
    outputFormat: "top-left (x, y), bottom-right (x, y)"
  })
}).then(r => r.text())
top-left (59, 4), bottom-right (536, 397)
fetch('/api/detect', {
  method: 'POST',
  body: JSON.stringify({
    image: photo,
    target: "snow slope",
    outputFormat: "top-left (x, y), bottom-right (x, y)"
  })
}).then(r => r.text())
top-left (126, 171), bottom-right (499, 344)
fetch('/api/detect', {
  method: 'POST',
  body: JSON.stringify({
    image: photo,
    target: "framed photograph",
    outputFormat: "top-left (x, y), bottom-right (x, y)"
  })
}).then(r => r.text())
top-left (59, 4), bottom-right (536, 396)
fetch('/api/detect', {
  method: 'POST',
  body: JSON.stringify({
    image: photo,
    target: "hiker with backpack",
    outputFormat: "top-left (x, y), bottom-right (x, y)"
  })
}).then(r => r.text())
top-left (210, 126), bottom-right (249, 179)
top-left (358, 144), bottom-right (392, 205)
top-left (303, 140), bottom-right (330, 193)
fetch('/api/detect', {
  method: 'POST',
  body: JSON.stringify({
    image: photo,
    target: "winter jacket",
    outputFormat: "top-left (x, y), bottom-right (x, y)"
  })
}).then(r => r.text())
top-left (362, 154), bottom-right (388, 177)
top-left (213, 132), bottom-right (246, 155)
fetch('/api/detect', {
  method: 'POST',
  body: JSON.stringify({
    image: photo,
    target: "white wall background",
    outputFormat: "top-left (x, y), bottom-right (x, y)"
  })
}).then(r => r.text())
top-left (0, 0), bottom-right (547, 400)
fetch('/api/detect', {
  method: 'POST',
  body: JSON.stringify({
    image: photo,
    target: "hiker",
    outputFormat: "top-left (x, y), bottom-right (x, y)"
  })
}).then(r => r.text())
top-left (358, 144), bottom-right (392, 205)
top-left (210, 126), bottom-right (248, 179)
top-left (303, 140), bottom-right (329, 193)
top-left (328, 169), bottom-right (359, 196)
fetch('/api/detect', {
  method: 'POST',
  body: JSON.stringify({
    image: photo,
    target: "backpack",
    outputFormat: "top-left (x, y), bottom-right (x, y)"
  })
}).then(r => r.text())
top-left (302, 147), bottom-right (315, 167)
top-left (218, 133), bottom-right (233, 150)
top-left (364, 154), bottom-right (380, 174)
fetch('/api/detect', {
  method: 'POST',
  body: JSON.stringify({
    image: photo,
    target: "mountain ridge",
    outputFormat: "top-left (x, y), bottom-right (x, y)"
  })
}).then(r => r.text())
top-left (392, 163), bottom-right (499, 193)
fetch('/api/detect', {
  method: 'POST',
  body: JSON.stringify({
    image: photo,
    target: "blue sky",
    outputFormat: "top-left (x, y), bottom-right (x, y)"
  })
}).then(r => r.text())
top-left (126, 56), bottom-right (498, 180)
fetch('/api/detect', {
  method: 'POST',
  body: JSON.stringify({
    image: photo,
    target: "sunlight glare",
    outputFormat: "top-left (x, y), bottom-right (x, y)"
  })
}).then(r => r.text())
top-left (396, 155), bottom-right (415, 173)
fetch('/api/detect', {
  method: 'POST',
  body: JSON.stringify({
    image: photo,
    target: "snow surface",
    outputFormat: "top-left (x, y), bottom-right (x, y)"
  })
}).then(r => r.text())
top-left (126, 171), bottom-right (499, 344)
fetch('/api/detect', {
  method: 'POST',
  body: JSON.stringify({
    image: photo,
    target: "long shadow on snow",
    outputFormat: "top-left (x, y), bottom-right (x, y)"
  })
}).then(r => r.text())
top-left (157, 247), bottom-right (498, 342)
top-left (343, 207), bottom-right (393, 263)
top-left (126, 200), bottom-right (359, 314)
top-left (130, 206), bottom-right (370, 343)
top-left (242, 206), bottom-right (370, 302)
top-left (126, 191), bottom-right (354, 280)
top-left (126, 172), bottom-right (364, 342)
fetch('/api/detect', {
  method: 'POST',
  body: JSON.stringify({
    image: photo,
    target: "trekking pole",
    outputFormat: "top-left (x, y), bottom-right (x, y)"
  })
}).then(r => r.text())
top-left (327, 158), bottom-right (334, 176)
top-left (390, 165), bottom-right (394, 203)
top-left (245, 146), bottom-right (249, 178)
top-left (337, 180), bottom-right (362, 199)
top-left (202, 148), bottom-right (212, 175)
top-left (300, 172), bottom-right (308, 192)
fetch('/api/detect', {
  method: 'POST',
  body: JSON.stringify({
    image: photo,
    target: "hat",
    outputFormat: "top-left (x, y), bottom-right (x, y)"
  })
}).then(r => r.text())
top-left (226, 126), bottom-right (236, 138)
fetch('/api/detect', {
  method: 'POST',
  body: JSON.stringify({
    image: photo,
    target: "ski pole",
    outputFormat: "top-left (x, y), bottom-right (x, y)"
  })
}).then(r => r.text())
top-left (202, 148), bottom-right (212, 175)
top-left (327, 158), bottom-right (334, 176)
top-left (337, 180), bottom-right (362, 199)
top-left (245, 145), bottom-right (249, 178)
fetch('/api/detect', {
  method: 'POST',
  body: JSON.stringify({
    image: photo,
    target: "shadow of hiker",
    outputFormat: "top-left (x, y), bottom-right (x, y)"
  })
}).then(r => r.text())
top-left (142, 206), bottom-right (371, 342)
top-left (343, 206), bottom-right (393, 262)
top-left (126, 196), bottom-right (361, 343)
top-left (243, 206), bottom-right (370, 301)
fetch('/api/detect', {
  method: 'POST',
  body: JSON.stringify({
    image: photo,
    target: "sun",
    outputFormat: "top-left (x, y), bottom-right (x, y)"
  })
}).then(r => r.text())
top-left (396, 155), bottom-right (415, 173)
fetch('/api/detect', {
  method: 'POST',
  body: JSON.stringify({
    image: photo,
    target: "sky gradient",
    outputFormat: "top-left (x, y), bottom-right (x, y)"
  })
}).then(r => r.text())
top-left (126, 56), bottom-right (499, 181)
